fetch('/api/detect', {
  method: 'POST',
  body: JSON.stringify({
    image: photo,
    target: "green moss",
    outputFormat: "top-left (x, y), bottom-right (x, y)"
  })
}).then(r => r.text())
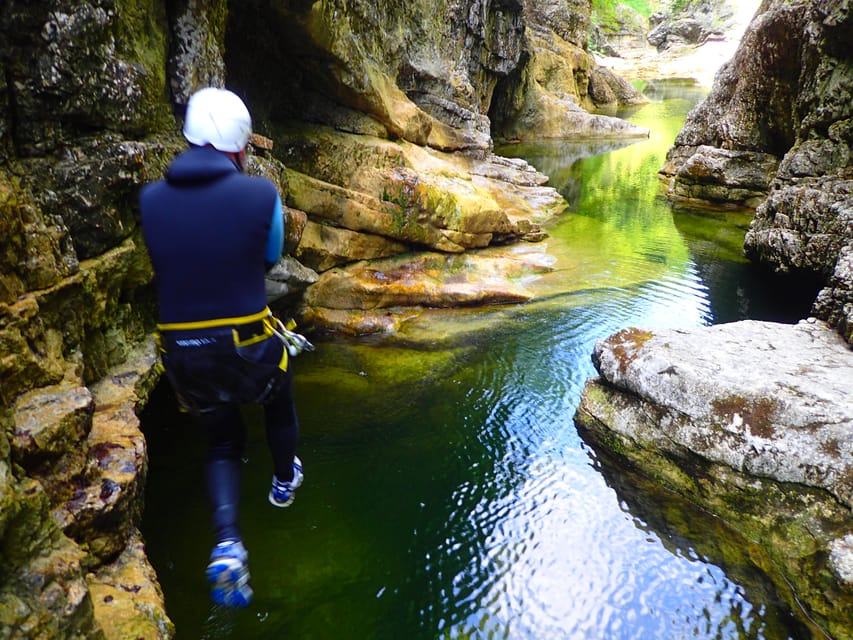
top-left (0, 476), bottom-right (59, 570)
top-left (591, 0), bottom-right (660, 27)
top-left (112, 0), bottom-right (174, 133)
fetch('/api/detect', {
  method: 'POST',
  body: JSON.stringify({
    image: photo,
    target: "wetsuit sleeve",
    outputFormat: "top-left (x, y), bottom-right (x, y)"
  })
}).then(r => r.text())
top-left (265, 193), bottom-right (284, 270)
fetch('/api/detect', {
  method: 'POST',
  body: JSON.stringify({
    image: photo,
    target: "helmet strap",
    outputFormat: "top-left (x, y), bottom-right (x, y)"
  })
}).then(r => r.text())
top-left (224, 149), bottom-right (247, 173)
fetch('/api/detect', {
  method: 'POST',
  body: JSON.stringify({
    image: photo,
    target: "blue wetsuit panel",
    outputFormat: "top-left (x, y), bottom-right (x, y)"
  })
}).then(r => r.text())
top-left (265, 194), bottom-right (284, 267)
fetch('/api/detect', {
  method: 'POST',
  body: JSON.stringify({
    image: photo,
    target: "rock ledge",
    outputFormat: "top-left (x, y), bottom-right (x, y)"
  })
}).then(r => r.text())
top-left (575, 318), bottom-right (853, 638)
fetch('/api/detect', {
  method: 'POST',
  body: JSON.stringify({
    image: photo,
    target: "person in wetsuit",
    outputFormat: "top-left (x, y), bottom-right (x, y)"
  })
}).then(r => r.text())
top-left (139, 87), bottom-right (303, 608)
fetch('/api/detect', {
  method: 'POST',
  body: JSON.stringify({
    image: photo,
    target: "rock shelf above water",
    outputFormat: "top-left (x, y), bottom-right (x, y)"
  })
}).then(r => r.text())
top-left (575, 318), bottom-right (853, 638)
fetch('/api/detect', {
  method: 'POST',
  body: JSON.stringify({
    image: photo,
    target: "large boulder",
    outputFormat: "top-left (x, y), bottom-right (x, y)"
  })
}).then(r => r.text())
top-left (575, 318), bottom-right (853, 639)
top-left (647, 0), bottom-right (740, 51)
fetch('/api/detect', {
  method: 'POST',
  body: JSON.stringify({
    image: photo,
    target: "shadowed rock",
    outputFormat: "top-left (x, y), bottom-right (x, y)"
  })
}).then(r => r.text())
top-left (662, 0), bottom-right (853, 343)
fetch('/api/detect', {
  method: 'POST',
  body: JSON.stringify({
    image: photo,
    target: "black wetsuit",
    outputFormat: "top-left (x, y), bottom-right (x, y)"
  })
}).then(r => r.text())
top-left (140, 145), bottom-right (297, 543)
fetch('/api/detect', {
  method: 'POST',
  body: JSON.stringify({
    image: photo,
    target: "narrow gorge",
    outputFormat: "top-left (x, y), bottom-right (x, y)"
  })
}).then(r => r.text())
top-left (1, 0), bottom-right (850, 638)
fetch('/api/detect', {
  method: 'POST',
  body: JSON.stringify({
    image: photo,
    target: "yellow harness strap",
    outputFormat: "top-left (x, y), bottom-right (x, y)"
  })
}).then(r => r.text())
top-left (157, 307), bottom-right (272, 332)
top-left (157, 307), bottom-right (291, 372)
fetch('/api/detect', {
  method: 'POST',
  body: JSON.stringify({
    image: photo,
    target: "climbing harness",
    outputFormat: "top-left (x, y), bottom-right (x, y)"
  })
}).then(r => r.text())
top-left (156, 306), bottom-right (315, 366)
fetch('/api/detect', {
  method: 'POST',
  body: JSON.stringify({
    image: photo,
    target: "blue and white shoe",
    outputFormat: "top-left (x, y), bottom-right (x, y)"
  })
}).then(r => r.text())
top-left (206, 539), bottom-right (253, 608)
top-left (268, 456), bottom-right (304, 507)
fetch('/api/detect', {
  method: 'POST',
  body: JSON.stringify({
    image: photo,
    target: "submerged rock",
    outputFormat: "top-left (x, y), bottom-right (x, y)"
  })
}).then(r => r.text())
top-left (575, 318), bottom-right (853, 638)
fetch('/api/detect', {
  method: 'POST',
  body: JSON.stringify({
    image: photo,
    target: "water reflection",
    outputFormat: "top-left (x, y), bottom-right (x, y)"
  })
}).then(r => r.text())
top-left (582, 440), bottom-right (812, 639)
top-left (142, 85), bottom-right (811, 639)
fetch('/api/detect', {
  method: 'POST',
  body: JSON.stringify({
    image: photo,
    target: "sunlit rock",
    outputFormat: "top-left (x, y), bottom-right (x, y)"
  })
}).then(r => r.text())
top-left (0, 470), bottom-right (101, 639)
top-left (295, 220), bottom-right (409, 272)
top-left (87, 530), bottom-right (175, 640)
top-left (280, 125), bottom-right (565, 262)
top-left (647, 0), bottom-right (740, 51)
top-left (589, 3), bottom-right (649, 57)
top-left (299, 247), bottom-right (556, 335)
top-left (12, 385), bottom-right (93, 510)
top-left (490, 17), bottom-right (649, 142)
top-left (575, 318), bottom-right (853, 638)
top-left (5, 338), bottom-right (169, 637)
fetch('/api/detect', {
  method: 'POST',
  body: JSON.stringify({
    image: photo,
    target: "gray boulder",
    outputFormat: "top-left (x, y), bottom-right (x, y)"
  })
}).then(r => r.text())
top-left (575, 318), bottom-right (853, 638)
top-left (647, 0), bottom-right (737, 51)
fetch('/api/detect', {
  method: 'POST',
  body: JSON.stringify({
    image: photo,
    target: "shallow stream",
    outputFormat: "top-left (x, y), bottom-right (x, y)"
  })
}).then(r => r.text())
top-left (142, 82), bottom-right (816, 639)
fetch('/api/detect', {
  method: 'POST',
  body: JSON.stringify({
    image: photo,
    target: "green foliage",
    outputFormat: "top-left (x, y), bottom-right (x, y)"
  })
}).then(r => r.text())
top-left (381, 185), bottom-right (411, 209)
top-left (591, 0), bottom-right (661, 21)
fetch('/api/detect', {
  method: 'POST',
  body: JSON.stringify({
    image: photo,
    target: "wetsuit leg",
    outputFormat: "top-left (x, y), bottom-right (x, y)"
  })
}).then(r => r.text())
top-left (264, 365), bottom-right (299, 482)
top-left (200, 405), bottom-right (246, 543)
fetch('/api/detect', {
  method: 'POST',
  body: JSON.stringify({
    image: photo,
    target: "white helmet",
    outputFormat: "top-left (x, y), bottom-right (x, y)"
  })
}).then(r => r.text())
top-left (183, 87), bottom-right (252, 152)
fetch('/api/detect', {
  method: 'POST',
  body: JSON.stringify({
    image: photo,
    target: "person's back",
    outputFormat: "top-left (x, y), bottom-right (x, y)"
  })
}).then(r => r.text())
top-left (139, 87), bottom-right (304, 609)
top-left (141, 145), bottom-right (277, 323)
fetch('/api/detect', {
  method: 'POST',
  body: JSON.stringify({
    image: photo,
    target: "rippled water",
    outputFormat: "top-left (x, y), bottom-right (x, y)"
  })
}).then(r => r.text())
top-left (142, 83), bottom-right (817, 639)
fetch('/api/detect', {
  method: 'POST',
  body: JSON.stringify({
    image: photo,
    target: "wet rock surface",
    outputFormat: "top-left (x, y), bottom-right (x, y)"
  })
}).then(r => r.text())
top-left (4, 340), bottom-right (169, 639)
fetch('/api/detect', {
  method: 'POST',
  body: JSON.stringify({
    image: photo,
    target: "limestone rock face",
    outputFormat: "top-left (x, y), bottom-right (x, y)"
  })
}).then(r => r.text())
top-left (662, 0), bottom-right (853, 343)
top-left (524, 0), bottom-right (590, 48)
top-left (166, 0), bottom-right (228, 106)
top-left (661, 2), bottom-right (807, 177)
top-left (1, 1), bottom-right (174, 157)
top-left (228, 0), bottom-right (512, 152)
top-left (589, 4), bottom-right (649, 57)
top-left (276, 125), bottom-right (567, 331)
top-left (489, 2), bottom-right (649, 141)
top-left (647, 0), bottom-right (740, 51)
top-left (575, 318), bottom-right (853, 639)
top-left (216, 1), bottom-right (649, 331)
top-left (664, 145), bottom-right (780, 209)
top-left (3, 341), bottom-right (170, 639)
top-left (226, 0), bottom-right (647, 150)
top-left (1, 3), bottom-right (204, 635)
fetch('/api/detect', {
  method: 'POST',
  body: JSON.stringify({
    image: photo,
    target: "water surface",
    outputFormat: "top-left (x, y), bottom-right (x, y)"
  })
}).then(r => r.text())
top-left (143, 82), bottom-right (815, 639)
